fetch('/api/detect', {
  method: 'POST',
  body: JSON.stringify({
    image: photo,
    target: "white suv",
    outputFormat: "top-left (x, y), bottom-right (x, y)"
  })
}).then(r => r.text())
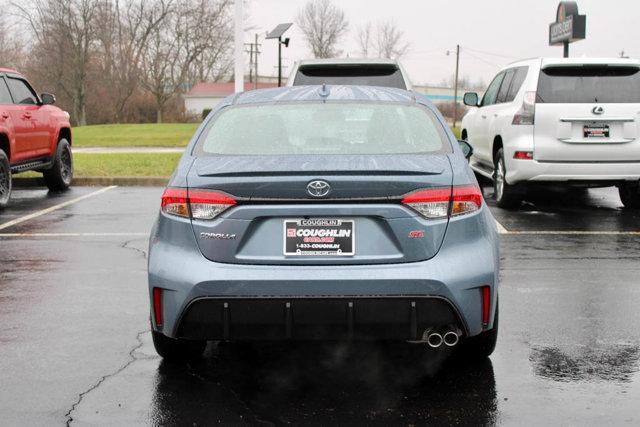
top-left (461, 57), bottom-right (640, 209)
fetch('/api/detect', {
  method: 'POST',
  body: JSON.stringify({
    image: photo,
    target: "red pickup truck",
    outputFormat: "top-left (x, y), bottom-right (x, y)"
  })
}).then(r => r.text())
top-left (0, 68), bottom-right (73, 208)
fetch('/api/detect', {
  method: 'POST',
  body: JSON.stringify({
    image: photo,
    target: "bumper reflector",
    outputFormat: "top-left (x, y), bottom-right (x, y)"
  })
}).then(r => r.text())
top-left (153, 287), bottom-right (163, 327)
top-left (481, 286), bottom-right (490, 327)
top-left (513, 151), bottom-right (533, 160)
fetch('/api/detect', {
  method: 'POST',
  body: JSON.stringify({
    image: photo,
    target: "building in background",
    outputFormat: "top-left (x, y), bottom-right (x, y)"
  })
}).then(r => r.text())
top-left (183, 81), bottom-right (278, 115)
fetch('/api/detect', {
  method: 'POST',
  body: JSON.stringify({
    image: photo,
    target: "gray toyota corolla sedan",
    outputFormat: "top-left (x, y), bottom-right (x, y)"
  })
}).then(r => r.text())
top-left (148, 85), bottom-right (499, 362)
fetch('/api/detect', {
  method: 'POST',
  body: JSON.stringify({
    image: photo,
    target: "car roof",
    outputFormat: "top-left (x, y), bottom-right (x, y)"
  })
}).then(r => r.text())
top-left (505, 57), bottom-right (640, 70)
top-left (296, 58), bottom-right (400, 66)
top-left (234, 85), bottom-right (417, 105)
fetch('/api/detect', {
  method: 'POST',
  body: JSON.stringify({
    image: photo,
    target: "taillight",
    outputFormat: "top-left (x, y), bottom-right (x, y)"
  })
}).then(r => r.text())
top-left (402, 185), bottom-right (482, 219)
top-left (512, 91), bottom-right (536, 125)
top-left (153, 287), bottom-right (163, 327)
top-left (481, 286), bottom-right (491, 327)
top-left (160, 188), bottom-right (236, 220)
top-left (161, 188), bottom-right (190, 218)
top-left (188, 190), bottom-right (236, 220)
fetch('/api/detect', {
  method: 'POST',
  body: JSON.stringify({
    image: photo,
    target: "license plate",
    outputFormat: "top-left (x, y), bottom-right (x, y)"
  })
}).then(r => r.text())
top-left (583, 124), bottom-right (610, 138)
top-left (283, 219), bottom-right (355, 256)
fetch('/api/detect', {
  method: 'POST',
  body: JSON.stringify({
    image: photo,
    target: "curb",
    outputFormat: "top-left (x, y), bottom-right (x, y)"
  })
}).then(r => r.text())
top-left (13, 177), bottom-right (169, 188)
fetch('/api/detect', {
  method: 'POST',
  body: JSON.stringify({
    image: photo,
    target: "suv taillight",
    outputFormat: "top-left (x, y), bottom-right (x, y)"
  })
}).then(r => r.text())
top-left (401, 185), bottom-right (483, 219)
top-left (161, 188), bottom-right (236, 220)
top-left (512, 91), bottom-right (536, 125)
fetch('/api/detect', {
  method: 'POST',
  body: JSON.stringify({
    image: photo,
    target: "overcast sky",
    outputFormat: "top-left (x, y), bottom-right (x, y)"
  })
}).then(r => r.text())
top-left (247, 0), bottom-right (640, 86)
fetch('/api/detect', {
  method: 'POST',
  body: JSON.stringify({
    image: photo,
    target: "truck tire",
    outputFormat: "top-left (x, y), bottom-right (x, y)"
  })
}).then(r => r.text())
top-left (494, 148), bottom-right (523, 209)
top-left (619, 181), bottom-right (640, 209)
top-left (0, 150), bottom-right (11, 208)
top-left (152, 329), bottom-right (206, 362)
top-left (43, 138), bottom-right (72, 192)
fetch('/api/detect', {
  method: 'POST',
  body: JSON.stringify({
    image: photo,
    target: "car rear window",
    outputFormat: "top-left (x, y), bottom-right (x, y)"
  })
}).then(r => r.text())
top-left (537, 65), bottom-right (640, 103)
top-left (293, 64), bottom-right (406, 89)
top-left (196, 102), bottom-right (450, 156)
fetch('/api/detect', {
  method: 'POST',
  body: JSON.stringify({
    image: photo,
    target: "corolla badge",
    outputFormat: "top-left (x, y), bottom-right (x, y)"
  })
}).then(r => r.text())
top-left (592, 106), bottom-right (604, 115)
top-left (307, 180), bottom-right (331, 197)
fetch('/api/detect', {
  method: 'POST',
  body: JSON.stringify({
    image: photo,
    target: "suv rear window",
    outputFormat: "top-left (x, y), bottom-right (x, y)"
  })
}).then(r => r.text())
top-left (197, 102), bottom-right (449, 156)
top-left (293, 64), bottom-right (406, 89)
top-left (537, 65), bottom-right (640, 103)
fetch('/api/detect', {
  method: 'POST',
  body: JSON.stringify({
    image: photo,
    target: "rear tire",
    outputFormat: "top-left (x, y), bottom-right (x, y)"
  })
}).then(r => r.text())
top-left (0, 150), bottom-right (11, 208)
top-left (152, 329), bottom-right (206, 362)
top-left (619, 181), bottom-right (640, 209)
top-left (460, 301), bottom-right (498, 360)
top-left (43, 139), bottom-right (72, 192)
top-left (494, 148), bottom-right (523, 209)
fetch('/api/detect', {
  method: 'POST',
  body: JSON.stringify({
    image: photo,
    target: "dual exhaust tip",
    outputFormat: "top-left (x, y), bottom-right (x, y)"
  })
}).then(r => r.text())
top-left (425, 328), bottom-right (460, 348)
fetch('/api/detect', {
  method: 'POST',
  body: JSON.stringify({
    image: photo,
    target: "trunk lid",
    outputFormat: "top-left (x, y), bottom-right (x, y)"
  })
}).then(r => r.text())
top-left (534, 103), bottom-right (640, 162)
top-left (187, 154), bottom-right (453, 265)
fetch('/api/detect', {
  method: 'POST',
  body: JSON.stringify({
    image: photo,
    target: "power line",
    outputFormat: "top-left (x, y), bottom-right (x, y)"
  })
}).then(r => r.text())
top-left (463, 46), bottom-right (518, 60)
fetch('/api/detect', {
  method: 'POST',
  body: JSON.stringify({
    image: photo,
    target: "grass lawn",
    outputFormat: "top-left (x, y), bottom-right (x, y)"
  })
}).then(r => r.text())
top-left (68, 153), bottom-right (182, 176)
top-left (451, 127), bottom-right (461, 139)
top-left (73, 123), bottom-right (199, 148)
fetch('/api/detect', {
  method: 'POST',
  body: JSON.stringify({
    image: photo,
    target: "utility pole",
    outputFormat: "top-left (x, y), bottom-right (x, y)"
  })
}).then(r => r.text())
top-left (254, 33), bottom-right (260, 89)
top-left (452, 44), bottom-right (460, 129)
top-left (245, 34), bottom-right (262, 85)
top-left (233, 0), bottom-right (244, 93)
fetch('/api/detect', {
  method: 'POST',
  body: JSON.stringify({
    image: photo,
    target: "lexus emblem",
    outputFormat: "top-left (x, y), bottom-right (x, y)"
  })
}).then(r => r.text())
top-left (592, 106), bottom-right (604, 115)
top-left (306, 180), bottom-right (331, 197)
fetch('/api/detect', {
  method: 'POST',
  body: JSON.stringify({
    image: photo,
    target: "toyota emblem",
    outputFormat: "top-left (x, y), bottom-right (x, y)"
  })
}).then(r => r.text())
top-left (592, 106), bottom-right (604, 115)
top-left (306, 180), bottom-right (331, 197)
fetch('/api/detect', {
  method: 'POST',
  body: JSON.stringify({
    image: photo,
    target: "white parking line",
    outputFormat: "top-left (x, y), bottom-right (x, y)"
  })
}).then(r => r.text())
top-left (495, 220), bottom-right (509, 234)
top-left (0, 186), bottom-right (117, 231)
top-left (502, 230), bottom-right (640, 236)
top-left (0, 232), bottom-right (148, 237)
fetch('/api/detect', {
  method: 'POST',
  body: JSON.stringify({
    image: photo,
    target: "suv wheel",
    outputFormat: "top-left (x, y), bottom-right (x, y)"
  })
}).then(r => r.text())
top-left (43, 139), bottom-right (73, 192)
top-left (619, 181), bottom-right (640, 209)
top-left (0, 150), bottom-right (11, 208)
top-left (152, 329), bottom-right (206, 362)
top-left (494, 148), bottom-right (523, 209)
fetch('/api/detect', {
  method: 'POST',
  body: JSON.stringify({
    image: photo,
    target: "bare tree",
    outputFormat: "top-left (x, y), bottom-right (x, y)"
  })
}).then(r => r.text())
top-left (374, 20), bottom-right (410, 59)
top-left (12, 0), bottom-right (99, 126)
top-left (141, 0), bottom-right (232, 123)
top-left (0, 14), bottom-right (24, 68)
top-left (186, 0), bottom-right (233, 85)
top-left (296, 0), bottom-right (348, 58)
top-left (355, 20), bottom-right (409, 59)
top-left (95, 0), bottom-right (172, 122)
top-left (355, 22), bottom-right (372, 58)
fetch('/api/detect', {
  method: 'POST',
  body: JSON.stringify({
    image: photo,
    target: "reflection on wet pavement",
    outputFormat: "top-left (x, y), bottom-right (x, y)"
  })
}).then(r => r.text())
top-left (151, 342), bottom-right (497, 425)
top-left (530, 345), bottom-right (640, 383)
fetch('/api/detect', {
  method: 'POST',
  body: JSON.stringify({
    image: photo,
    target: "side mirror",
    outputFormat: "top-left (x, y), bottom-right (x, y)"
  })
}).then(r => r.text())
top-left (41, 93), bottom-right (56, 105)
top-left (463, 92), bottom-right (479, 107)
top-left (458, 140), bottom-right (473, 160)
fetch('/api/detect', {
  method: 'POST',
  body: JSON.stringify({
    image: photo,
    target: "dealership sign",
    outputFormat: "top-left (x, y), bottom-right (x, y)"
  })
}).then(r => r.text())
top-left (549, 1), bottom-right (586, 46)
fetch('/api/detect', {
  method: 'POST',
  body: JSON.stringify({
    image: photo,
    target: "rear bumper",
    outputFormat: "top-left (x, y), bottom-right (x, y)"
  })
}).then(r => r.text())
top-left (148, 206), bottom-right (499, 340)
top-left (506, 158), bottom-right (640, 184)
top-left (177, 296), bottom-right (462, 341)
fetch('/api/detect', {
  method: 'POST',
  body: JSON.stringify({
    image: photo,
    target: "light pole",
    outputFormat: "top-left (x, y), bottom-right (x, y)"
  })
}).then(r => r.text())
top-left (266, 23), bottom-right (293, 87)
top-left (447, 45), bottom-right (461, 129)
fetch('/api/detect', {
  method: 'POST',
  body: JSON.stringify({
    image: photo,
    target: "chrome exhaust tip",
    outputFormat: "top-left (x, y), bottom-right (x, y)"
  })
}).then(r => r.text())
top-left (427, 332), bottom-right (443, 348)
top-left (443, 331), bottom-right (460, 347)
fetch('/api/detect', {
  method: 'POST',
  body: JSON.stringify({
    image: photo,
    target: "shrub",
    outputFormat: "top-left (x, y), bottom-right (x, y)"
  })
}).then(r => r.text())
top-left (201, 109), bottom-right (212, 120)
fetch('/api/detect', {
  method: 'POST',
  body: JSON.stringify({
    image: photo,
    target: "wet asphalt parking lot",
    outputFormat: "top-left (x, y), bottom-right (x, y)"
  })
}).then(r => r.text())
top-left (1, 184), bottom-right (639, 425)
